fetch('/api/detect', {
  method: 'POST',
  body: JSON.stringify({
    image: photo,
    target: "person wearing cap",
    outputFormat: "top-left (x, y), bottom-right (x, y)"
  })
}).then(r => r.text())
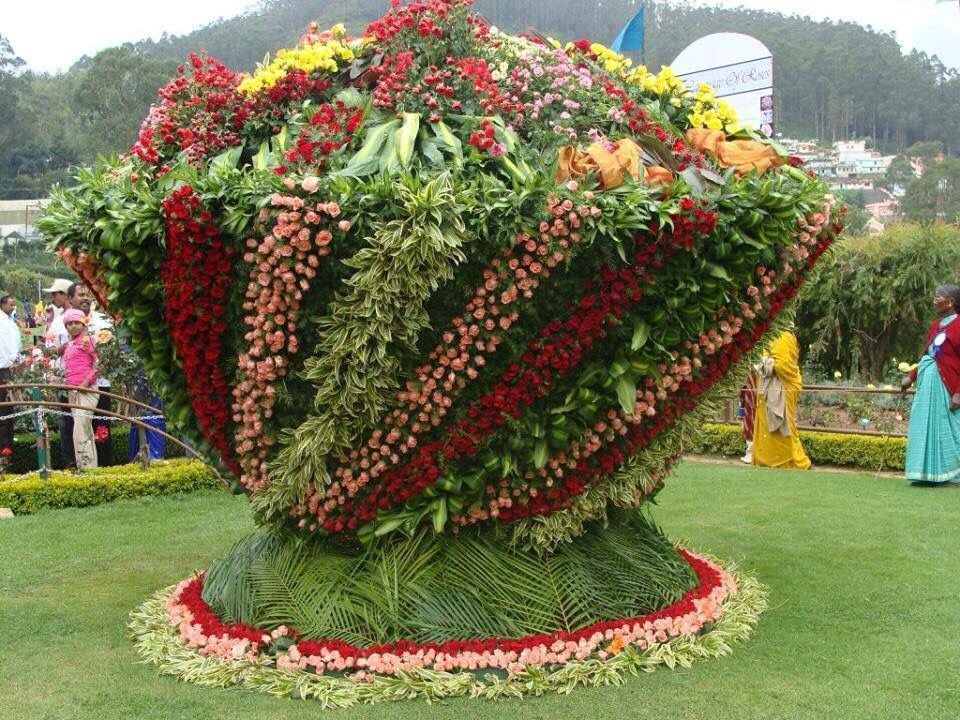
top-left (44, 278), bottom-right (75, 468)
top-left (56, 308), bottom-right (99, 470)
top-left (0, 295), bottom-right (23, 453)
top-left (44, 278), bottom-right (72, 349)
top-left (43, 278), bottom-right (72, 317)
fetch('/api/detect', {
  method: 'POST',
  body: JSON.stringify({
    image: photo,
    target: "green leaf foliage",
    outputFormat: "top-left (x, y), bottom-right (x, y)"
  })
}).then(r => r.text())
top-left (796, 222), bottom-right (960, 380)
top-left (201, 509), bottom-right (696, 644)
top-left (253, 172), bottom-right (472, 520)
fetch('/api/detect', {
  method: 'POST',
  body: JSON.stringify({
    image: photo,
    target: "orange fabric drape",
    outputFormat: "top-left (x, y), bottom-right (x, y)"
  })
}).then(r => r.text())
top-left (556, 138), bottom-right (672, 189)
top-left (684, 128), bottom-right (785, 176)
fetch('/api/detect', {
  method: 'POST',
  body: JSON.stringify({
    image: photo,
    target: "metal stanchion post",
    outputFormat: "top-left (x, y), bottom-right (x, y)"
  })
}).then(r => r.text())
top-left (137, 425), bottom-right (150, 470)
top-left (29, 387), bottom-right (48, 480)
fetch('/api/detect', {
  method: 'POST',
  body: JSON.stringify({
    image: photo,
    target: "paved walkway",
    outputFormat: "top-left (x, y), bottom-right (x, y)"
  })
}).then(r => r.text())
top-left (682, 453), bottom-right (903, 478)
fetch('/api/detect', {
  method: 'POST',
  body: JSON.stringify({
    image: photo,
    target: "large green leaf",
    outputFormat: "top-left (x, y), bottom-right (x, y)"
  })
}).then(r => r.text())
top-left (395, 112), bottom-right (421, 167)
top-left (616, 374), bottom-right (637, 414)
top-left (336, 119), bottom-right (401, 178)
top-left (251, 139), bottom-right (276, 170)
top-left (631, 320), bottom-right (651, 351)
top-left (209, 145), bottom-right (243, 172)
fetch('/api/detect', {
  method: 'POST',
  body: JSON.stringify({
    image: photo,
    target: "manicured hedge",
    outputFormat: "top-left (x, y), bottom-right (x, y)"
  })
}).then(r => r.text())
top-left (6, 425), bottom-right (185, 474)
top-left (689, 423), bottom-right (906, 471)
top-left (0, 459), bottom-right (222, 514)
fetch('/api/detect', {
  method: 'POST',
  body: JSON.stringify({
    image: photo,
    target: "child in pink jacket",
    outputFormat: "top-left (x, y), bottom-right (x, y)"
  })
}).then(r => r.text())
top-left (60, 308), bottom-right (99, 470)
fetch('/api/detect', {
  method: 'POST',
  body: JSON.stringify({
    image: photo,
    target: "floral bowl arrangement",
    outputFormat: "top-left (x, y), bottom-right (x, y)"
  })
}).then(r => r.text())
top-left (40, 0), bottom-right (839, 703)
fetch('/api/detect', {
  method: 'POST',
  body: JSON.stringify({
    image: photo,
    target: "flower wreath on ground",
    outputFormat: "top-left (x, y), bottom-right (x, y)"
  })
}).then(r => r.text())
top-left (130, 549), bottom-right (767, 706)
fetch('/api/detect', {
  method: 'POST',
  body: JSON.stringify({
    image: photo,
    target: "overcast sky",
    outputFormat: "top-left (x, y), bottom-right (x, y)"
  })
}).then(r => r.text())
top-left (3, 0), bottom-right (959, 73)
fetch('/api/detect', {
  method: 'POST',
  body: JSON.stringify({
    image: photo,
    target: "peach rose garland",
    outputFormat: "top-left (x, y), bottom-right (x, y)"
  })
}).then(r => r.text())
top-left (232, 189), bottom-right (349, 491)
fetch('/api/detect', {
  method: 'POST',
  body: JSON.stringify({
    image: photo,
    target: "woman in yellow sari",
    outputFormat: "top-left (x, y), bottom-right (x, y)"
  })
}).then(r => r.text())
top-left (751, 330), bottom-right (811, 469)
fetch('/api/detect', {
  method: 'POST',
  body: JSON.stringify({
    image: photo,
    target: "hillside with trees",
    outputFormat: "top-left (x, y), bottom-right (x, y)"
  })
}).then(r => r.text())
top-left (0, 0), bottom-right (958, 198)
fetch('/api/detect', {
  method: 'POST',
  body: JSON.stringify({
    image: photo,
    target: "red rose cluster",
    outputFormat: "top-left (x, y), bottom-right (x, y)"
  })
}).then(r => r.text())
top-left (160, 185), bottom-right (239, 473)
top-left (134, 54), bottom-right (249, 168)
top-left (284, 101), bottom-right (364, 170)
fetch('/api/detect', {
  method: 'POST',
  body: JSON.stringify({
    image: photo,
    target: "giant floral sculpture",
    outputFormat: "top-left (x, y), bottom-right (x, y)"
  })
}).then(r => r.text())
top-left (39, 0), bottom-right (840, 705)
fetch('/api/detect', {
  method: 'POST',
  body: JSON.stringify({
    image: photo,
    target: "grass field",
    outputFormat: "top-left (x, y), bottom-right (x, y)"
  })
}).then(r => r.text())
top-left (1, 460), bottom-right (958, 720)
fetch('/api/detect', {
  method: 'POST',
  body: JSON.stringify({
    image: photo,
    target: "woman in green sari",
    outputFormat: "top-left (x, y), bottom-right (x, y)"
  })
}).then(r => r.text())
top-left (901, 285), bottom-right (960, 484)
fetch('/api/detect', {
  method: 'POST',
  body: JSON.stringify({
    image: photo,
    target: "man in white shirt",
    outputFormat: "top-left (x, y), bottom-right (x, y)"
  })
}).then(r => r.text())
top-left (44, 278), bottom-right (71, 346)
top-left (0, 294), bottom-right (23, 452)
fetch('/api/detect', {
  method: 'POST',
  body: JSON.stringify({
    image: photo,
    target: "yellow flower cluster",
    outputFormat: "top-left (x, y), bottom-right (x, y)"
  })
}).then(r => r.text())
top-left (624, 63), bottom-right (687, 96)
top-left (687, 83), bottom-right (741, 133)
top-left (237, 25), bottom-right (359, 95)
top-left (570, 42), bottom-right (633, 74)
top-left (569, 42), bottom-right (745, 136)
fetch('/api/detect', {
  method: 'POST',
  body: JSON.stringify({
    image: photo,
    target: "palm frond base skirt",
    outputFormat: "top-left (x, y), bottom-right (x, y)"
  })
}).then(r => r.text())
top-left (129, 519), bottom-right (767, 706)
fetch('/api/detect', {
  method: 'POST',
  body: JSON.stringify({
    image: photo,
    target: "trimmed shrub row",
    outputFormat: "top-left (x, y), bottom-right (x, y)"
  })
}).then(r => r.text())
top-left (6, 425), bottom-right (185, 474)
top-left (688, 423), bottom-right (906, 471)
top-left (0, 459), bottom-right (222, 514)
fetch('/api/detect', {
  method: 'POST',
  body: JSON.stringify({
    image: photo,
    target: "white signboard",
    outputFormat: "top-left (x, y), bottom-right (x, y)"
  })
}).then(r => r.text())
top-left (671, 33), bottom-right (774, 137)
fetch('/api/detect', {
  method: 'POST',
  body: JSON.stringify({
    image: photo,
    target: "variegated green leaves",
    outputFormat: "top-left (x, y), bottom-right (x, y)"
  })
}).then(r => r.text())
top-left (252, 172), bottom-right (471, 521)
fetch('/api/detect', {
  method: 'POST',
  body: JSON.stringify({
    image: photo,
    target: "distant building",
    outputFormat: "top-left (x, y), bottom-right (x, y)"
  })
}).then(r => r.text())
top-left (863, 188), bottom-right (898, 220)
top-left (777, 138), bottom-right (902, 197)
top-left (833, 140), bottom-right (865, 155)
top-left (832, 140), bottom-right (887, 176)
top-left (0, 199), bottom-right (46, 240)
top-left (832, 177), bottom-right (875, 191)
top-left (779, 138), bottom-right (819, 156)
top-left (805, 156), bottom-right (837, 178)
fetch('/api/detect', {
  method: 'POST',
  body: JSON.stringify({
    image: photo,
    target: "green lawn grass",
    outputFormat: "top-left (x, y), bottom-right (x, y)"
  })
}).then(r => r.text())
top-left (1, 460), bottom-right (958, 720)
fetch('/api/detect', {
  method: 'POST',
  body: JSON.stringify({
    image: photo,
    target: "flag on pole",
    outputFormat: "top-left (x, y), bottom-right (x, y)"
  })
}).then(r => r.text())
top-left (611, 7), bottom-right (645, 54)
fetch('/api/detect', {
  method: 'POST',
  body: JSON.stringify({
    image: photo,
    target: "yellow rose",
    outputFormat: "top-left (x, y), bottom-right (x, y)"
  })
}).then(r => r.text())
top-left (716, 100), bottom-right (737, 119)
